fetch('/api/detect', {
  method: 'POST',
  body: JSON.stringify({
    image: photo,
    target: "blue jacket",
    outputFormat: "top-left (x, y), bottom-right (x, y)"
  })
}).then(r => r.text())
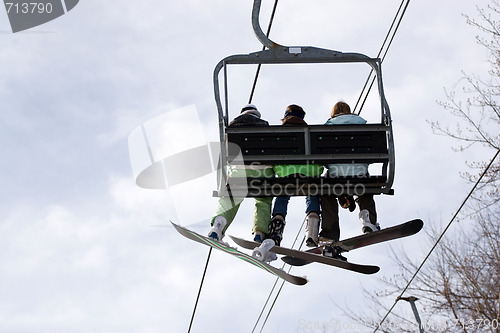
top-left (325, 114), bottom-right (369, 177)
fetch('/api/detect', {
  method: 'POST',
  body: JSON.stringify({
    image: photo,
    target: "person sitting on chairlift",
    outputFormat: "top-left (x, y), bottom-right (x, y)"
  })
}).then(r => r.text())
top-left (268, 104), bottom-right (324, 247)
top-left (208, 104), bottom-right (274, 243)
top-left (318, 101), bottom-right (381, 256)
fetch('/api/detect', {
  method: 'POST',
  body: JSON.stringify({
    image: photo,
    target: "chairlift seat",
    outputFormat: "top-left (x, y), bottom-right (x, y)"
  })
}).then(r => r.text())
top-left (214, 124), bottom-right (394, 197)
top-left (212, 0), bottom-right (395, 198)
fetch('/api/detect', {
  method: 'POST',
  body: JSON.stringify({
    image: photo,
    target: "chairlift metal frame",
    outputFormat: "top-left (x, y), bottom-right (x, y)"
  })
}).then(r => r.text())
top-left (213, 0), bottom-right (395, 197)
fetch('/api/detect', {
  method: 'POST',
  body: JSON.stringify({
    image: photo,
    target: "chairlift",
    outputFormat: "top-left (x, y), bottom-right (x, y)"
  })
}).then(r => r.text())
top-left (213, 0), bottom-right (395, 198)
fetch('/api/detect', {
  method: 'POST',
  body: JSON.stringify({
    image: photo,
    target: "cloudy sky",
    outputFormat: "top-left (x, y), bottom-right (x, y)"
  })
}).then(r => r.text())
top-left (0, 0), bottom-right (496, 332)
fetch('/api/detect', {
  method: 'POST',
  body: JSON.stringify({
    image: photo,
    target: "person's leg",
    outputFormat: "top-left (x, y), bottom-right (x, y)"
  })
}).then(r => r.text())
top-left (209, 196), bottom-right (243, 239)
top-left (269, 196), bottom-right (290, 246)
top-left (252, 196), bottom-right (273, 242)
top-left (357, 194), bottom-right (380, 233)
top-left (319, 196), bottom-right (340, 242)
top-left (305, 196), bottom-right (321, 246)
top-left (305, 195), bottom-right (320, 215)
top-left (272, 196), bottom-right (290, 218)
top-left (357, 194), bottom-right (377, 223)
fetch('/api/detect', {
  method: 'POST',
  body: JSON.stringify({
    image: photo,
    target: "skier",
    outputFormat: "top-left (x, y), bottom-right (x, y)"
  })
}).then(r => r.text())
top-left (269, 104), bottom-right (324, 247)
top-left (208, 104), bottom-right (274, 242)
top-left (319, 101), bottom-right (381, 249)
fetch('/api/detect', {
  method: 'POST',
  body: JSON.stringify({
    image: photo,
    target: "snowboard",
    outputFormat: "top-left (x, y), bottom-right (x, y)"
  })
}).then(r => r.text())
top-left (170, 222), bottom-right (308, 286)
top-left (282, 219), bottom-right (424, 266)
top-left (229, 235), bottom-right (379, 275)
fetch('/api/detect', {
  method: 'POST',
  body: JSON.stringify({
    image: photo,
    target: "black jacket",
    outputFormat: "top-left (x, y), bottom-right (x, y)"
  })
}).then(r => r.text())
top-left (229, 114), bottom-right (269, 127)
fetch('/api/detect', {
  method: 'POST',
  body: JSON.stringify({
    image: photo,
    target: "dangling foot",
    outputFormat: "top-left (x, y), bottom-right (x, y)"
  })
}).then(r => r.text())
top-left (268, 215), bottom-right (286, 247)
top-left (359, 210), bottom-right (380, 234)
top-left (208, 216), bottom-right (227, 241)
top-left (253, 231), bottom-right (266, 243)
top-left (305, 212), bottom-right (320, 247)
top-left (322, 245), bottom-right (347, 261)
top-left (318, 230), bottom-right (337, 246)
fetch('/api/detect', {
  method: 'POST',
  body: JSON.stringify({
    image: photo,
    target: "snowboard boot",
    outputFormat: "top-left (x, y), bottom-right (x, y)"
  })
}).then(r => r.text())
top-left (322, 245), bottom-right (347, 261)
top-left (359, 209), bottom-right (380, 234)
top-left (318, 236), bottom-right (334, 245)
top-left (305, 212), bottom-right (320, 247)
top-left (253, 231), bottom-right (266, 243)
top-left (268, 215), bottom-right (286, 246)
top-left (208, 216), bottom-right (227, 241)
top-left (318, 230), bottom-right (337, 245)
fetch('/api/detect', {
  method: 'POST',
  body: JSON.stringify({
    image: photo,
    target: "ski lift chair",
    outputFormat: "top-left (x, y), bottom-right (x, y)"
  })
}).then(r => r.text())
top-left (213, 0), bottom-right (395, 198)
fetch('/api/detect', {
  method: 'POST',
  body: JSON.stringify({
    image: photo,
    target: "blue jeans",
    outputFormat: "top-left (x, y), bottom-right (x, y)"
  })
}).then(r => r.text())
top-left (272, 196), bottom-right (321, 218)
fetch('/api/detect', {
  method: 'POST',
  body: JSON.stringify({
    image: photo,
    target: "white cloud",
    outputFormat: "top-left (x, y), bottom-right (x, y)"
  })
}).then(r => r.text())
top-left (0, 0), bottom-right (496, 332)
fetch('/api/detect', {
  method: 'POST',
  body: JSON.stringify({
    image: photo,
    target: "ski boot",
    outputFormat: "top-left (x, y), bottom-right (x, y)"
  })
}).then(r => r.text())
top-left (208, 216), bottom-right (227, 240)
top-left (305, 212), bottom-right (320, 247)
top-left (359, 209), bottom-right (380, 234)
top-left (252, 239), bottom-right (278, 263)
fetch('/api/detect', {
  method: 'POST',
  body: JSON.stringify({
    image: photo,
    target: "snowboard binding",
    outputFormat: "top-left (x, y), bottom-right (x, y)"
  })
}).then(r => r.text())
top-left (252, 239), bottom-right (278, 263)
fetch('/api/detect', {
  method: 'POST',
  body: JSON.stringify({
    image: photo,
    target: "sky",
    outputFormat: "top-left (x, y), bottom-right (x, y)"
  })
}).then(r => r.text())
top-left (0, 0), bottom-right (496, 332)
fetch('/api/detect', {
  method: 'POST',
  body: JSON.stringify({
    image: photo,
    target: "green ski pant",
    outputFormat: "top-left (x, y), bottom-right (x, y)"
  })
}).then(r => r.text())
top-left (211, 196), bottom-right (273, 234)
top-left (210, 166), bottom-right (274, 235)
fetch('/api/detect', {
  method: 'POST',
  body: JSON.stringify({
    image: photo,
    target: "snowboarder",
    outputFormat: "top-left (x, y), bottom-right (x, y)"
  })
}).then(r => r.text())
top-left (269, 104), bottom-right (324, 246)
top-left (208, 104), bottom-right (274, 242)
top-left (319, 101), bottom-right (381, 246)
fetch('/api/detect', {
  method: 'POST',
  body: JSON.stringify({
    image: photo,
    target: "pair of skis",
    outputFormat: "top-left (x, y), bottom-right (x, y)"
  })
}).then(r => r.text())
top-left (172, 219), bottom-right (423, 286)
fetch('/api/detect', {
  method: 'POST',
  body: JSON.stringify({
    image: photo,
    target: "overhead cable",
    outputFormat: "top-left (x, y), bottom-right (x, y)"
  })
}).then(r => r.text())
top-left (188, 248), bottom-right (212, 333)
top-left (372, 149), bottom-right (500, 332)
top-left (253, 216), bottom-right (307, 333)
top-left (355, 0), bottom-right (411, 115)
top-left (249, 0), bottom-right (279, 103)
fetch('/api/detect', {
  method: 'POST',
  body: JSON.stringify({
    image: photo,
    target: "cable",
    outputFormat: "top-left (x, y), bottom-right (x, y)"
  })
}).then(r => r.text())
top-left (354, 0), bottom-right (411, 115)
top-left (372, 149), bottom-right (500, 332)
top-left (189, 2), bottom-right (279, 325)
top-left (251, 276), bottom-right (281, 333)
top-left (249, 0), bottom-right (279, 104)
top-left (188, 247), bottom-right (212, 333)
top-left (252, 215), bottom-right (308, 333)
top-left (258, 239), bottom-right (306, 333)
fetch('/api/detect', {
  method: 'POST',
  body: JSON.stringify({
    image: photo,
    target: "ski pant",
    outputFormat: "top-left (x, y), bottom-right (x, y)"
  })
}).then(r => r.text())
top-left (272, 195), bottom-right (321, 219)
top-left (211, 196), bottom-right (273, 234)
top-left (210, 166), bottom-right (274, 234)
top-left (320, 194), bottom-right (377, 241)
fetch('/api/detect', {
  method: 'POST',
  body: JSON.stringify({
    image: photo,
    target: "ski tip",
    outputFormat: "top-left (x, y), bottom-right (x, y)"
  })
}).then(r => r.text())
top-left (409, 219), bottom-right (424, 232)
top-left (281, 256), bottom-right (311, 266)
top-left (368, 266), bottom-right (380, 275)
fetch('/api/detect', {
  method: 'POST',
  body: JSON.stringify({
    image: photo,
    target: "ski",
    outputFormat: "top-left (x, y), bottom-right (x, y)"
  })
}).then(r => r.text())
top-left (229, 235), bottom-right (379, 275)
top-left (170, 221), bottom-right (308, 286)
top-left (282, 219), bottom-right (424, 266)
